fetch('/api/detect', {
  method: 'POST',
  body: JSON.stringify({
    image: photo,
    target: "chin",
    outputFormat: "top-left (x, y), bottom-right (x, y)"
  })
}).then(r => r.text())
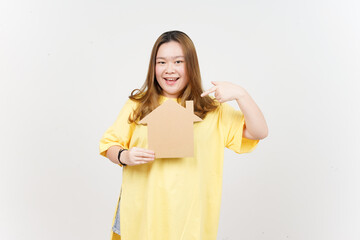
top-left (163, 92), bottom-right (179, 98)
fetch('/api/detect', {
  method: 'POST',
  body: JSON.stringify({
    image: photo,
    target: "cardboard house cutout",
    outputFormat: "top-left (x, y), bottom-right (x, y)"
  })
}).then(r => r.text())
top-left (139, 100), bottom-right (202, 158)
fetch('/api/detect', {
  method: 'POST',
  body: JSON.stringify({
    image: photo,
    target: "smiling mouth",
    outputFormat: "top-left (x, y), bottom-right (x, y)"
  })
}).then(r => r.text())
top-left (164, 77), bottom-right (179, 82)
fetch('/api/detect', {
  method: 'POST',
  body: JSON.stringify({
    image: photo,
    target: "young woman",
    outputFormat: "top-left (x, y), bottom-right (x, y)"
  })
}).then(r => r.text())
top-left (99, 30), bottom-right (268, 240)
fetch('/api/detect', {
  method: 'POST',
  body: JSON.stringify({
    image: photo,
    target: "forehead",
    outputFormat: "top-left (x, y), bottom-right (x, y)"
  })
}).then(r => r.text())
top-left (156, 41), bottom-right (184, 58)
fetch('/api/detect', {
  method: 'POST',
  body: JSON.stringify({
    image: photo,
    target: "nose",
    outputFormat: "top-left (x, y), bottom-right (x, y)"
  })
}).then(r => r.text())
top-left (165, 63), bottom-right (175, 74)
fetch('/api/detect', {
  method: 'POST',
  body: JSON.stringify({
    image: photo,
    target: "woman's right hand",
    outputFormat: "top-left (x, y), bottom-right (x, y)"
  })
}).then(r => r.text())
top-left (121, 147), bottom-right (155, 166)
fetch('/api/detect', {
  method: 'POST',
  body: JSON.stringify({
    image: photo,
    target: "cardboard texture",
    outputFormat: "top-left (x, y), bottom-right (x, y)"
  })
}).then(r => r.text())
top-left (139, 100), bottom-right (202, 158)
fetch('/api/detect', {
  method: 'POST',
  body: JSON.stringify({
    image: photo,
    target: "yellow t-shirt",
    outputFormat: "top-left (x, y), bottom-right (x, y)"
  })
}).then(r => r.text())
top-left (99, 96), bottom-right (259, 240)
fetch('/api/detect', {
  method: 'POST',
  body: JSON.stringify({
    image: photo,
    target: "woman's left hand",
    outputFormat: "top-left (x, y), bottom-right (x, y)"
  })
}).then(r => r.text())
top-left (200, 81), bottom-right (247, 103)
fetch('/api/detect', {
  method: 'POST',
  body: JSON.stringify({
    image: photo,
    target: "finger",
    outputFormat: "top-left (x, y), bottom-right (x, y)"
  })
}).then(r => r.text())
top-left (141, 152), bottom-right (155, 159)
top-left (201, 86), bottom-right (217, 97)
top-left (136, 148), bottom-right (155, 155)
top-left (211, 81), bottom-right (219, 86)
top-left (136, 158), bottom-right (153, 164)
top-left (140, 160), bottom-right (152, 165)
top-left (134, 160), bottom-right (146, 165)
top-left (135, 152), bottom-right (155, 159)
top-left (133, 147), bottom-right (155, 155)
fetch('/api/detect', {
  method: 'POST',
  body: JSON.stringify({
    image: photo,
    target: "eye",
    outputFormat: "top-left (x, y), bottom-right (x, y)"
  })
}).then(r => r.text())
top-left (157, 61), bottom-right (165, 65)
top-left (175, 60), bottom-right (183, 64)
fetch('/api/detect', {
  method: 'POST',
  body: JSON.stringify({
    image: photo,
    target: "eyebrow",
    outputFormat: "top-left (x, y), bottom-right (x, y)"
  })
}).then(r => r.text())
top-left (156, 56), bottom-right (185, 60)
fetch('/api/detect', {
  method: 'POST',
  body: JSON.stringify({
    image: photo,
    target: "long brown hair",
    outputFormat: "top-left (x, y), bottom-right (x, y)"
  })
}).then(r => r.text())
top-left (129, 30), bottom-right (218, 123)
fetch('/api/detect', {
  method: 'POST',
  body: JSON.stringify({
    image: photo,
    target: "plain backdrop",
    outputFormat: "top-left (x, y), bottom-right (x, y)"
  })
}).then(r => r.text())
top-left (1, 0), bottom-right (359, 239)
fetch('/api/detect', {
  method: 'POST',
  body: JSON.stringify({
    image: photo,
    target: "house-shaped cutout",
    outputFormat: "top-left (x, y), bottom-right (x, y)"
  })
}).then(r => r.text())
top-left (139, 100), bottom-right (202, 158)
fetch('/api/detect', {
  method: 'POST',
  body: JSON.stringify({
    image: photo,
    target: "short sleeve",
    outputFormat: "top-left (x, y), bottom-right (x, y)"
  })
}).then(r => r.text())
top-left (99, 99), bottom-right (136, 158)
top-left (219, 103), bottom-right (259, 154)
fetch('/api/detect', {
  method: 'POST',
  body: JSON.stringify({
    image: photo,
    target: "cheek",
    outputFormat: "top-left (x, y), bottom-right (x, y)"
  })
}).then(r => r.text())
top-left (178, 66), bottom-right (186, 77)
top-left (180, 67), bottom-right (188, 82)
top-left (155, 65), bottom-right (163, 77)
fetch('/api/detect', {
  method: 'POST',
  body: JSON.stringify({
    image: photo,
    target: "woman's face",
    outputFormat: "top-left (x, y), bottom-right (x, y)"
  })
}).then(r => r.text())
top-left (155, 41), bottom-right (188, 98)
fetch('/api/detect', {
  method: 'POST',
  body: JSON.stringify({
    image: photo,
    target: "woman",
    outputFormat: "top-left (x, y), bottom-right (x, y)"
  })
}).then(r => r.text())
top-left (99, 30), bottom-right (268, 240)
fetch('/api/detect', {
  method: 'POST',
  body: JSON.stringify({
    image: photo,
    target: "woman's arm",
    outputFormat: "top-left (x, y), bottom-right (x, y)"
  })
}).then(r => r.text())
top-left (201, 81), bottom-right (268, 140)
top-left (106, 145), bottom-right (155, 166)
top-left (236, 91), bottom-right (268, 140)
top-left (106, 145), bottom-right (123, 165)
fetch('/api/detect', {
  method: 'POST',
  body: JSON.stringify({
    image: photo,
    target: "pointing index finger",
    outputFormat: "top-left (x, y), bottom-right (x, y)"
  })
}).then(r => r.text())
top-left (201, 86), bottom-right (217, 97)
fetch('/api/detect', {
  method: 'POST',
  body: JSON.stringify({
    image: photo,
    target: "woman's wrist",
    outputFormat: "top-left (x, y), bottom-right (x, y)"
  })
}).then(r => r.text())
top-left (235, 86), bottom-right (248, 101)
top-left (118, 149), bottom-right (128, 166)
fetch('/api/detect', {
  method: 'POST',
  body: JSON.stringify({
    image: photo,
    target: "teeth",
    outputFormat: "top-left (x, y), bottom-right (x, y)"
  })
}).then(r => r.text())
top-left (165, 78), bottom-right (178, 81)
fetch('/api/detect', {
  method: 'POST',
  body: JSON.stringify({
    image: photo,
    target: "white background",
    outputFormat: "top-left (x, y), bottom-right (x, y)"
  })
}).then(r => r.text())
top-left (1, 0), bottom-right (359, 239)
